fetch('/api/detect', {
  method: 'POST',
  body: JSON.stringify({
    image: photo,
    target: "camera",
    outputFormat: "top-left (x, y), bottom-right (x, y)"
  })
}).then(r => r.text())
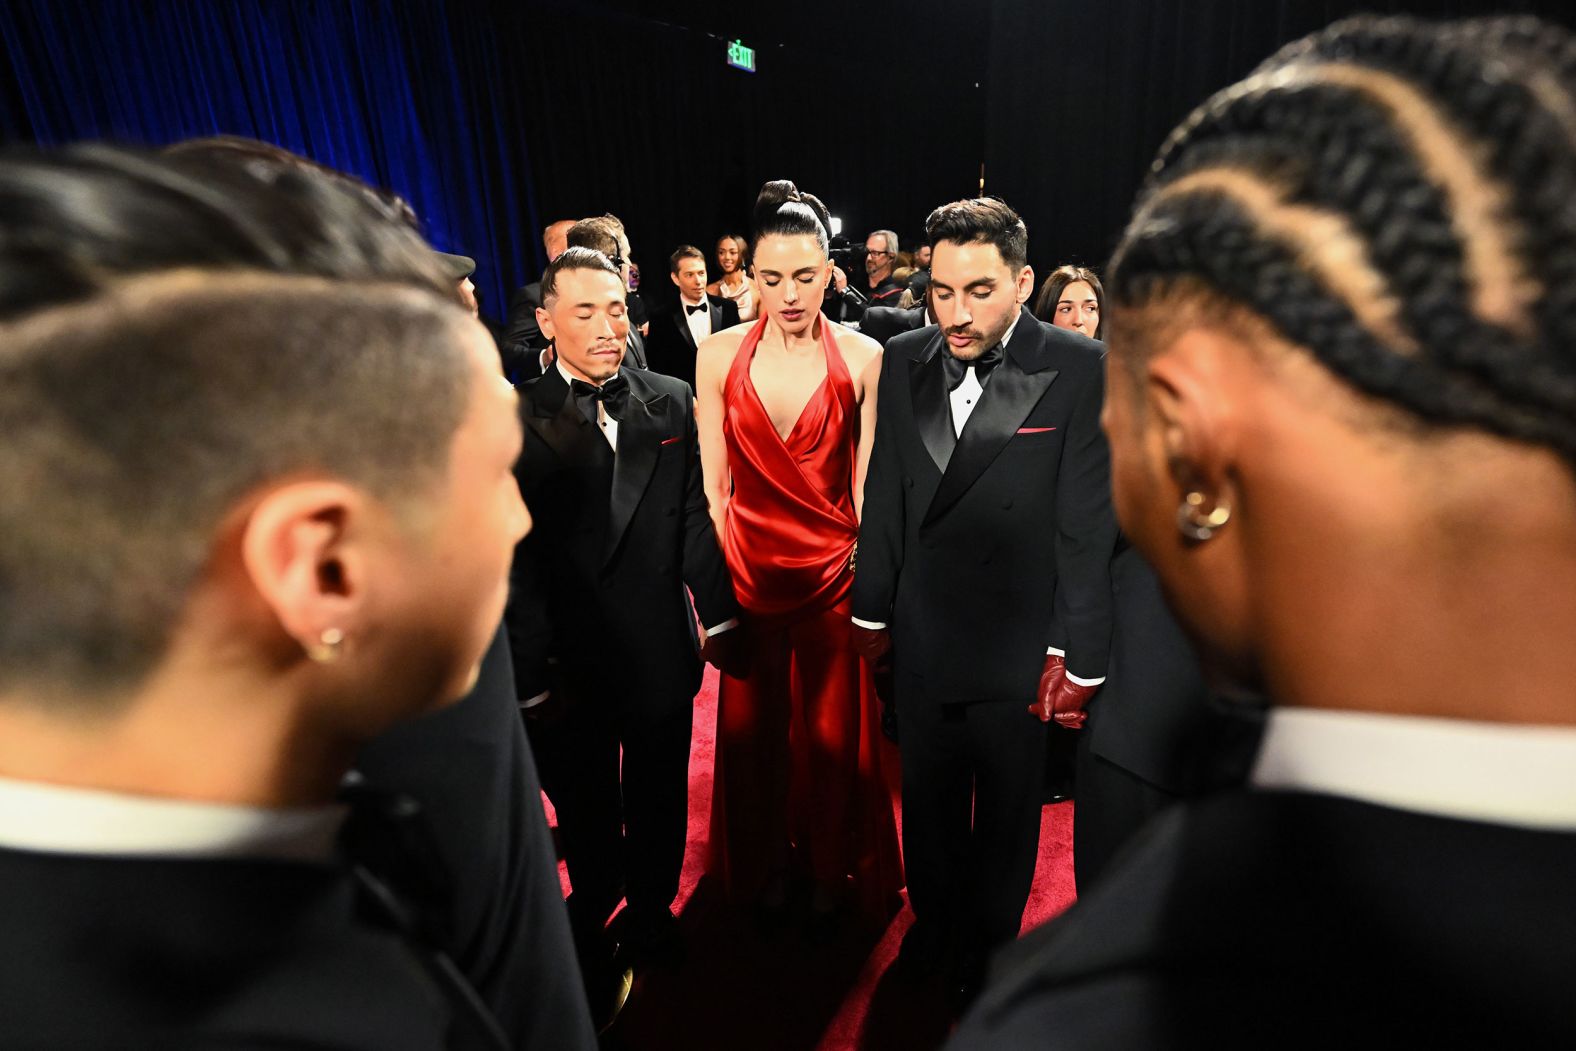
top-left (827, 234), bottom-right (865, 274)
top-left (827, 235), bottom-right (868, 305)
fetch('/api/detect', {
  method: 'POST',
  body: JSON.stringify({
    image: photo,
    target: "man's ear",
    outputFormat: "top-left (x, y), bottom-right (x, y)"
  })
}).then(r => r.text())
top-left (669, 270), bottom-right (681, 289)
top-left (1016, 265), bottom-right (1035, 306)
top-left (1145, 327), bottom-right (1244, 504)
top-left (535, 305), bottom-right (555, 344)
top-left (239, 481), bottom-right (369, 657)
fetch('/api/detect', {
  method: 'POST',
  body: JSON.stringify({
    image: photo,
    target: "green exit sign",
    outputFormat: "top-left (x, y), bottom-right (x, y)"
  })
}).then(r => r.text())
top-left (727, 39), bottom-right (756, 73)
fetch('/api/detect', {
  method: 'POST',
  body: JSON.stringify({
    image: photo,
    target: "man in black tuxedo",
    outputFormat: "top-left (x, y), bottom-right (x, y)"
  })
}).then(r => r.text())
top-left (852, 198), bottom-right (1115, 1005)
top-left (0, 146), bottom-right (538, 1049)
top-left (159, 134), bottom-right (596, 1048)
top-left (507, 247), bottom-right (741, 999)
top-left (647, 244), bottom-right (740, 386)
top-left (950, 16), bottom-right (1576, 1045)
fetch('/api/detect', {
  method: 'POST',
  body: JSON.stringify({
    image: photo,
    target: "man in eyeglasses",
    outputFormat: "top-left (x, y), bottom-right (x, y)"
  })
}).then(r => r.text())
top-left (862, 229), bottom-right (908, 308)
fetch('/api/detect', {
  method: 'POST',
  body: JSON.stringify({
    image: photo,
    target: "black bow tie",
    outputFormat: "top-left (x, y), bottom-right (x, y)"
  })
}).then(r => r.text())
top-left (685, 301), bottom-right (707, 315)
top-left (943, 342), bottom-right (1004, 391)
top-left (570, 372), bottom-right (630, 422)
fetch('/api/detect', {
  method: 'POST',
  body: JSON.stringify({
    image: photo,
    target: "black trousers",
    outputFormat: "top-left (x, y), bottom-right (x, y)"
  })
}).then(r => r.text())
top-left (528, 690), bottom-right (693, 940)
top-left (1072, 729), bottom-right (1178, 893)
top-left (898, 693), bottom-right (1048, 960)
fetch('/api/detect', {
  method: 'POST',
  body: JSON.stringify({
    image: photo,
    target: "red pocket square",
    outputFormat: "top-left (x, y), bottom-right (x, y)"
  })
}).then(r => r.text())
top-left (660, 435), bottom-right (683, 446)
top-left (1016, 426), bottom-right (1057, 434)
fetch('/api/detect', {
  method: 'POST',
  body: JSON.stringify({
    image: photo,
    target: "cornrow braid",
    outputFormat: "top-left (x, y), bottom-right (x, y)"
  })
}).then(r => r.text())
top-left (1269, 18), bottom-right (1576, 409)
top-left (1111, 15), bottom-right (1576, 468)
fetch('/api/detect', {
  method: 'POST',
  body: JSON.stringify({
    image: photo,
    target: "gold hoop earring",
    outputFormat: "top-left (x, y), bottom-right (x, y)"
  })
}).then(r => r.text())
top-left (307, 627), bottom-right (345, 664)
top-left (1176, 490), bottom-right (1231, 542)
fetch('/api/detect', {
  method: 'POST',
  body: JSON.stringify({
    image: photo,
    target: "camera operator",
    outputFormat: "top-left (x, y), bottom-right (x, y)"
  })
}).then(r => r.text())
top-left (828, 229), bottom-right (906, 326)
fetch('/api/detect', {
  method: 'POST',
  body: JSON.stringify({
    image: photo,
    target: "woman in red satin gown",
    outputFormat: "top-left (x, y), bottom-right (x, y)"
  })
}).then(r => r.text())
top-left (696, 181), bottom-right (902, 924)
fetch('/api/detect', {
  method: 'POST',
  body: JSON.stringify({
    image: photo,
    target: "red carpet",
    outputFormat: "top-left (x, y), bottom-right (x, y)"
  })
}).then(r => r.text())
top-left (546, 668), bottom-right (1078, 1050)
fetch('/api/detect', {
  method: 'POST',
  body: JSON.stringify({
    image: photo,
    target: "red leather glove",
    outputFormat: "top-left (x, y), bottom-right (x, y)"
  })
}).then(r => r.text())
top-left (851, 624), bottom-right (892, 663)
top-left (1028, 653), bottom-right (1097, 729)
top-left (701, 623), bottom-right (751, 679)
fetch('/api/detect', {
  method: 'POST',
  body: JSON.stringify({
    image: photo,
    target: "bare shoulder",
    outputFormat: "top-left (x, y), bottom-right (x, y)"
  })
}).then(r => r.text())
top-left (696, 326), bottom-right (746, 382)
top-left (699, 324), bottom-right (748, 360)
top-left (832, 323), bottom-right (883, 369)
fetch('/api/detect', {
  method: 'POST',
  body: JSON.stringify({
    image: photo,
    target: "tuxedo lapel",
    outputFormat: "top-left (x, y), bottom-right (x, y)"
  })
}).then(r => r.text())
top-left (924, 312), bottom-right (1059, 527)
top-left (907, 330), bottom-right (954, 473)
top-left (673, 309), bottom-right (696, 352)
top-left (527, 365), bottom-right (596, 461)
top-left (708, 299), bottom-right (727, 337)
top-left (626, 329), bottom-right (648, 370)
top-left (606, 374), bottom-right (671, 562)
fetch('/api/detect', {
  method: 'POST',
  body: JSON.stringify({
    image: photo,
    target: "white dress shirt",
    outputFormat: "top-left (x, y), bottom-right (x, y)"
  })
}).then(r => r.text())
top-left (682, 295), bottom-right (713, 348)
top-left (1251, 706), bottom-right (1576, 830)
top-left (0, 775), bottom-right (345, 860)
top-left (558, 360), bottom-right (620, 450)
top-left (948, 313), bottom-right (1021, 437)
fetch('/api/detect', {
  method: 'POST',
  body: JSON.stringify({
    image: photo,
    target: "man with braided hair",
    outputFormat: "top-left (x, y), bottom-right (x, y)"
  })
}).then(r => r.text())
top-left (953, 14), bottom-right (1576, 1047)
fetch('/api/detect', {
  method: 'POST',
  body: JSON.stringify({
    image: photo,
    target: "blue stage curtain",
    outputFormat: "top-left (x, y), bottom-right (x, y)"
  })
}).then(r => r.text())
top-left (0, 0), bottom-right (538, 319)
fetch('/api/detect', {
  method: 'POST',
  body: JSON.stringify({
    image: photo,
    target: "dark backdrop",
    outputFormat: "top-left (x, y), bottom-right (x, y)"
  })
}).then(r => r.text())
top-left (485, 0), bottom-right (987, 311)
top-left (0, 0), bottom-right (986, 318)
top-left (986, 0), bottom-right (1576, 282)
top-left (4, 0), bottom-right (1574, 316)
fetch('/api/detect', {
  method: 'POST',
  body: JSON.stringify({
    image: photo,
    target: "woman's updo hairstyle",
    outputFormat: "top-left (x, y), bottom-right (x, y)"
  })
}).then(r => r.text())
top-left (752, 179), bottom-right (832, 255)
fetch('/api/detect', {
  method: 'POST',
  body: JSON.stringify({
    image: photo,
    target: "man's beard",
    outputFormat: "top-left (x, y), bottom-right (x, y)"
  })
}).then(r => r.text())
top-left (945, 320), bottom-right (1010, 359)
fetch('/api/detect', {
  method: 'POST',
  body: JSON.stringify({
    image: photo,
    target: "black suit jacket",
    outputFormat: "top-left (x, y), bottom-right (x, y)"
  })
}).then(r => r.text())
top-left (647, 296), bottom-right (740, 386)
top-left (506, 366), bottom-right (736, 720)
top-left (953, 790), bottom-right (1576, 1046)
top-left (1086, 542), bottom-right (1216, 794)
top-left (503, 281), bottom-right (544, 353)
top-left (356, 629), bottom-right (595, 1050)
top-left (853, 308), bottom-right (1115, 698)
top-left (0, 847), bottom-right (454, 1049)
top-left (859, 304), bottom-right (928, 347)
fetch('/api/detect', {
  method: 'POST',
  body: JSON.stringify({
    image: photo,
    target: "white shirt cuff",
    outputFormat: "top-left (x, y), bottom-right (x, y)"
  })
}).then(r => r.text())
top-left (851, 617), bottom-right (888, 630)
top-left (705, 618), bottom-right (739, 637)
top-left (1046, 647), bottom-right (1104, 686)
top-left (520, 691), bottom-right (549, 709)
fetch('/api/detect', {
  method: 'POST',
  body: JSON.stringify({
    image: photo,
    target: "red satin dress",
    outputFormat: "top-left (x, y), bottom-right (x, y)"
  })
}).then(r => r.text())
top-left (708, 316), bottom-right (902, 921)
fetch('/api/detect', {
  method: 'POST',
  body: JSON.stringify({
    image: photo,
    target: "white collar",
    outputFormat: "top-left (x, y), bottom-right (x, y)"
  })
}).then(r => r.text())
top-left (999, 311), bottom-right (1022, 352)
top-left (1250, 707), bottom-right (1576, 831)
top-left (0, 775), bottom-right (346, 860)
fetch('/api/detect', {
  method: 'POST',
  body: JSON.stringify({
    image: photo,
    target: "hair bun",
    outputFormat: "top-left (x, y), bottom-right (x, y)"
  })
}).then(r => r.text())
top-left (754, 179), bottom-right (800, 226)
top-left (752, 179), bottom-right (833, 253)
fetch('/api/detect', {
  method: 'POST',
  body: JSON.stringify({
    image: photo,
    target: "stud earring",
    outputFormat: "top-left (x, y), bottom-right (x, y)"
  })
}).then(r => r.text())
top-left (1176, 490), bottom-right (1231, 542)
top-left (306, 627), bottom-right (345, 664)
